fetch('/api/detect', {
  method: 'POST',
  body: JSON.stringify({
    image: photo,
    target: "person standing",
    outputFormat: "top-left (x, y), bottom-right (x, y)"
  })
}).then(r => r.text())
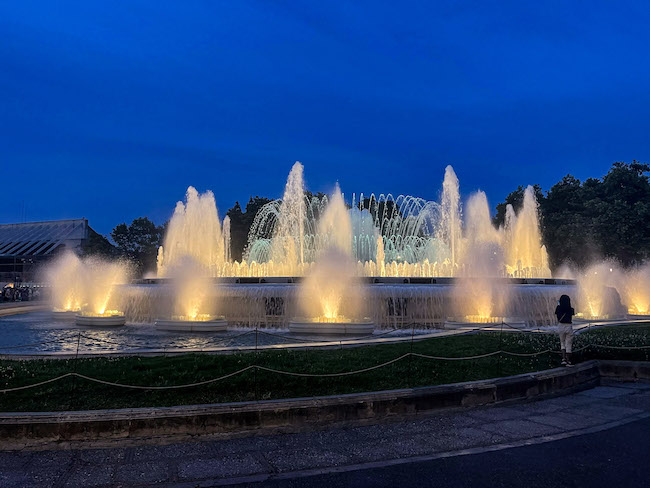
top-left (555, 294), bottom-right (575, 366)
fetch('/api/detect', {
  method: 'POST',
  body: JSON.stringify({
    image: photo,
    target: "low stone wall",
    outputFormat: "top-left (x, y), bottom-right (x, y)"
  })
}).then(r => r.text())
top-left (2, 359), bottom-right (626, 448)
top-left (598, 360), bottom-right (650, 381)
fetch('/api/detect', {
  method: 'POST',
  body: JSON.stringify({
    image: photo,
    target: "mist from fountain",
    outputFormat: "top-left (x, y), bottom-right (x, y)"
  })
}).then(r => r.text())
top-left (623, 263), bottom-right (650, 315)
top-left (81, 257), bottom-right (129, 315)
top-left (43, 251), bottom-right (84, 312)
top-left (166, 257), bottom-right (216, 321)
top-left (43, 251), bottom-right (129, 316)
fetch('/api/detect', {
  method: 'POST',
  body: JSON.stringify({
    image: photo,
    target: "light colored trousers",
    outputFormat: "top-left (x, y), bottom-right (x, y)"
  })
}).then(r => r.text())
top-left (558, 324), bottom-right (574, 353)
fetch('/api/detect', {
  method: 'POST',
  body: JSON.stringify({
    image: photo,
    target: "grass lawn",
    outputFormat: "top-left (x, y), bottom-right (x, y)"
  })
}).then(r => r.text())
top-left (1, 324), bottom-right (649, 412)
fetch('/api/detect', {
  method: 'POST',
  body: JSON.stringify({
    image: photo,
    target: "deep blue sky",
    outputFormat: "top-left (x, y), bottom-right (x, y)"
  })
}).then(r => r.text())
top-left (2, 1), bottom-right (650, 234)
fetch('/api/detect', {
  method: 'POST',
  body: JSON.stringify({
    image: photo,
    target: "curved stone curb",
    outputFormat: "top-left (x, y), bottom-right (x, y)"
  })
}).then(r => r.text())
top-left (3, 359), bottom-right (637, 448)
top-left (0, 303), bottom-right (47, 317)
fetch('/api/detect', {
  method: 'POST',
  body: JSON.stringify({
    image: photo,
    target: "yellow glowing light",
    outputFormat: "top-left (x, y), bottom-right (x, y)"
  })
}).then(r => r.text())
top-left (464, 315), bottom-right (504, 324)
top-left (53, 306), bottom-right (80, 313)
top-left (171, 314), bottom-right (213, 322)
top-left (78, 309), bottom-right (123, 317)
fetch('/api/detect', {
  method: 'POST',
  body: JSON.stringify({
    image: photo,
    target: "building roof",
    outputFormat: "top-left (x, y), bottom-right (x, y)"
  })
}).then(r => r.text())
top-left (0, 219), bottom-right (88, 257)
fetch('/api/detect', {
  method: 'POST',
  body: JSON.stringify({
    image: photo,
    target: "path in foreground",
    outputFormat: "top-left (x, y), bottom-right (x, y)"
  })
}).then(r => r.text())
top-left (246, 415), bottom-right (650, 488)
top-left (2, 381), bottom-right (650, 487)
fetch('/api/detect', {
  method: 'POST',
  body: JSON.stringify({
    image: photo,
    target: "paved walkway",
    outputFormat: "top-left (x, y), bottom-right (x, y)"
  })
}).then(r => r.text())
top-left (2, 380), bottom-right (650, 487)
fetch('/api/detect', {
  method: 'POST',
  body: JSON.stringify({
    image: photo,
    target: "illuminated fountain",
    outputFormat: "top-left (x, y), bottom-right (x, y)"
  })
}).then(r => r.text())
top-left (43, 251), bottom-right (84, 320)
top-left (289, 185), bottom-right (374, 335)
top-left (74, 257), bottom-right (129, 327)
top-left (449, 191), bottom-right (513, 325)
top-left (37, 160), bottom-right (646, 336)
top-left (113, 163), bottom-right (586, 331)
top-left (42, 251), bottom-right (128, 324)
top-left (571, 261), bottom-right (634, 320)
top-left (240, 164), bottom-right (551, 280)
top-left (623, 263), bottom-right (650, 316)
top-left (502, 186), bottom-right (551, 278)
top-left (155, 257), bottom-right (227, 332)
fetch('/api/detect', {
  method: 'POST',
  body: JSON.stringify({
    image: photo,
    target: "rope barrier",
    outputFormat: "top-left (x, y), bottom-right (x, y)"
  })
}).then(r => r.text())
top-left (588, 343), bottom-right (650, 350)
top-left (2, 336), bottom-right (649, 393)
top-left (256, 354), bottom-right (411, 378)
top-left (0, 347), bottom-right (579, 393)
top-left (0, 373), bottom-right (76, 392)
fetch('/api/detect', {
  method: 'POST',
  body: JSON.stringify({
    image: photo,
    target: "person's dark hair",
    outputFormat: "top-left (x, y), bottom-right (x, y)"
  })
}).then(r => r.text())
top-left (559, 294), bottom-right (571, 307)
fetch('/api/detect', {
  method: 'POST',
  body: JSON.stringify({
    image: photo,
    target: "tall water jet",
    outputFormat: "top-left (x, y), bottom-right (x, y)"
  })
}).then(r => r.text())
top-left (223, 216), bottom-right (231, 263)
top-left (158, 186), bottom-right (226, 277)
top-left (453, 191), bottom-right (509, 323)
top-left (269, 161), bottom-right (306, 273)
top-left (316, 183), bottom-right (352, 257)
top-left (290, 185), bottom-right (372, 335)
top-left (503, 186), bottom-right (551, 278)
top-left (437, 165), bottom-right (463, 272)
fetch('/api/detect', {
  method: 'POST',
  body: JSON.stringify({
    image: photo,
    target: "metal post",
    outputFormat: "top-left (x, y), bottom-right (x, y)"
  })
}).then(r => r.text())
top-left (69, 331), bottom-right (82, 409)
top-left (497, 321), bottom-right (504, 376)
top-left (408, 320), bottom-right (416, 386)
top-left (254, 327), bottom-right (259, 402)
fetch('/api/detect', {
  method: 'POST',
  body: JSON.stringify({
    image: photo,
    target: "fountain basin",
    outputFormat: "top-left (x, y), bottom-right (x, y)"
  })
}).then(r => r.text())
top-left (75, 313), bottom-right (126, 327)
top-left (155, 316), bottom-right (228, 332)
top-left (52, 310), bottom-right (79, 321)
top-left (289, 318), bottom-right (375, 336)
top-left (444, 317), bottom-right (527, 328)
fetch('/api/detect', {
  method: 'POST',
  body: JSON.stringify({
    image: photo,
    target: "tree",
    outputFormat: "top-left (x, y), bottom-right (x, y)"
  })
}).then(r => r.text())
top-left (592, 161), bottom-right (650, 265)
top-left (83, 228), bottom-right (118, 258)
top-left (541, 175), bottom-right (597, 268)
top-left (111, 217), bottom-right (164, 274)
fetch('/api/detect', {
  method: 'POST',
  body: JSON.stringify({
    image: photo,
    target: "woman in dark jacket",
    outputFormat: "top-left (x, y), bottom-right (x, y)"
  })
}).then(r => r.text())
top-left (555, 295), bottom-right (575, 366)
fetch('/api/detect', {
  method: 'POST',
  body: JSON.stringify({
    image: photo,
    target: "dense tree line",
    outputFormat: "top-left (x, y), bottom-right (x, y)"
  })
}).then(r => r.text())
top-left (93, 161), bottom-right (649, 275)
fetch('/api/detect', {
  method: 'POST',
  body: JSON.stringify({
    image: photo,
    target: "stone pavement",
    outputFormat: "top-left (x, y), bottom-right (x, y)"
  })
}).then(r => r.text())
top-left (2, 380), bottom-right (650, 488)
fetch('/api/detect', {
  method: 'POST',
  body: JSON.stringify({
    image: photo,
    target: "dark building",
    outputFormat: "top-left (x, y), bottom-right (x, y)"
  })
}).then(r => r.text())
top-left (0, 219), bottom-right (90, 283)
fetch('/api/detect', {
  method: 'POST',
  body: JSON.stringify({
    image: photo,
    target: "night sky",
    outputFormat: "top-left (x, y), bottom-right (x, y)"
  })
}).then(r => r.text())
top-left (2, 1), bottom-right (650, 234)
